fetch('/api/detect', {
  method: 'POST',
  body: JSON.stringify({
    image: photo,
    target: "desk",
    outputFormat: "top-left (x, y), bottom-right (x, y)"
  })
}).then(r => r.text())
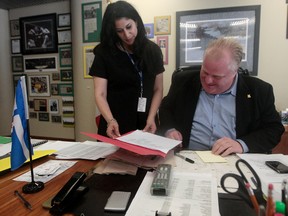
top-left (0, 156), bottom-right (256, 216)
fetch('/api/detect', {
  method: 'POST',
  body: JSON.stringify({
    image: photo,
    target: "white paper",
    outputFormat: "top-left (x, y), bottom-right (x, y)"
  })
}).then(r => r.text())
top-left (126, 172), bottom-right (220, 216)
top-left (117, 130), bottom-right (181, 154)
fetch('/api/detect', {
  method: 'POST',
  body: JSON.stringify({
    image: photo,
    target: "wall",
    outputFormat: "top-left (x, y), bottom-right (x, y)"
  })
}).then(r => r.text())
top-left (7, 1), bottom-right (74, 140)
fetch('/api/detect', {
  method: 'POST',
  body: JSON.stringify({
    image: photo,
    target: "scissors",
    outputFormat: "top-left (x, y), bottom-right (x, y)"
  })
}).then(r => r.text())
top-left (220, 159), bottom-right (266, 207)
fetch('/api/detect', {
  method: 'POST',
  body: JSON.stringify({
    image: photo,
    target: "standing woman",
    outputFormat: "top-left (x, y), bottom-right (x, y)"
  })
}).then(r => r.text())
top-left (89, 1), bottom-right (165, 138)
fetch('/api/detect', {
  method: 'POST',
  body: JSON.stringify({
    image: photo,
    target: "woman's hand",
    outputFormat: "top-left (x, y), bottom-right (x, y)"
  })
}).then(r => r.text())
top-left (143, 119), bottom-right (157, 133)
top-left (106, 119), bottom-right (120, 139)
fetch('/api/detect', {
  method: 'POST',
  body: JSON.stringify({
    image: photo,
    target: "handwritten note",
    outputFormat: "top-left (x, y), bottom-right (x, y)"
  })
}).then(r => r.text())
top-left (195, 151), bottom-right (226, 163)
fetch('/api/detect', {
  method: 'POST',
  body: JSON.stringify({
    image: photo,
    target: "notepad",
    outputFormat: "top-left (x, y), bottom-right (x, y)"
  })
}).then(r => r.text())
top-left (195, 151), bottom-right (227, 163)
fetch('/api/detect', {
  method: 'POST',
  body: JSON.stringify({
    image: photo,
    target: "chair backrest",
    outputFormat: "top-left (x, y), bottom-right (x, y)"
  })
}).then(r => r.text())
top-left (95, 115), bottom-right (100, 128)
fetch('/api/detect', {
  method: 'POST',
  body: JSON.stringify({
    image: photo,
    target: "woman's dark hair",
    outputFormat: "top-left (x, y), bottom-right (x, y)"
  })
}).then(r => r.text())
top-left (100, 1), bottom-right (148, 57)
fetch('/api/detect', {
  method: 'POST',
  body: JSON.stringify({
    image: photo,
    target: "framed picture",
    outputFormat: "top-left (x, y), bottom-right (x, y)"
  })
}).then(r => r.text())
top-left (156, 36), bottom-right (169, 65)
top-left (63, 106), bottom-right (74, 117)
top-left (29, 112), bottom-right (37, 119)
top-left (11, 39), bottom-right (21, 54)
top-left (61, 69), bottom-right (73, 81)
top-left (12, 56), bottom-right (23, 72)
top-left (154, 16), bottom-right (171, 35)
top-left (51, 84), bottom-right (59, 95)
top-left (144, 23), bottom-right (154, 39)
top-left (24, 56), bottom-right (57, 72)
top-left (51, 115), bottom-right (62, 123)
top-left (83, 45), bottom-right (95, 78)
top-left (58, 84), bottom-right (73, 96)
top-left (49, 99), bottom-right (59, 113)
top-left (39, 112), bottom-right (50, 121)
top-left (63, 117), bottom-right (74, 127)
top-left (28, 75), bottom-right (50, 97)
top-left (59, 45), bottom-right (72, 67)
top-left (82, 2), bottom-right (102, 42)
top-left (34, 99), bottom-right (47, 111)
top-left (58, 13), bottom-right (71, 28)
top-left (52, 73), bottom-right (60, 81)
top-left (20, 13), bottom-right (58, 55)
top-left (58, 29), bottom-right (72, 44)
top-left (62, 96), bottom-right (74, 106)
top-left (176, 5), bottom-right (260, 76)
top-left (10, 19), bottom-right (20, 37)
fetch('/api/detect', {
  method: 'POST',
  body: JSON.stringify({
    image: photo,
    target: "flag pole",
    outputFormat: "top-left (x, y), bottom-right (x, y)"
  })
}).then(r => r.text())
top-left (21, 77), bottom-right (44, 194)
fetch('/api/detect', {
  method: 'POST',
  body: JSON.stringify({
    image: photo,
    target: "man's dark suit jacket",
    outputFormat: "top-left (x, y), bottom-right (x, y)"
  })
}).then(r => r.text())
top-left (158, 69), bottom-right (284, 153)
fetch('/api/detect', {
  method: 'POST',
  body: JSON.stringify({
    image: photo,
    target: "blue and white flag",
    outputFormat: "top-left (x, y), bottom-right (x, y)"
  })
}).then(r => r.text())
top-left (11, 76), bottom-right (32, 171)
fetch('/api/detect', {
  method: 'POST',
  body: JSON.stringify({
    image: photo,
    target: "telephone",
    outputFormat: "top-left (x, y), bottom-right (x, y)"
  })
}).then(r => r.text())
top-left (49, 171), bottom-right (88, 215)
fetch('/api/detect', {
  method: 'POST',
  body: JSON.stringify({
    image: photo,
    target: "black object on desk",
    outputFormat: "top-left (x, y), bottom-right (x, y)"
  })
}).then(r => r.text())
top-left (67, 168), bottom-right (258, 216)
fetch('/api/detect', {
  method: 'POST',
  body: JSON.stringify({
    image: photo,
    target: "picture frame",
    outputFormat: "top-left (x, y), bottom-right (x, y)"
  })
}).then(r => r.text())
top-left (51, 84), bottom-right (59, 95)
top-left (52, 73), bottom-right (60, 81)
top-left (28, 75), bottom-right (50, 97)
top-left (60, 69), bottom-right (73, 81)
top-left (58, 29), bottom-right (72, 44)
top-left (62, 96), bottom-right (74, 106)
top-left (83, 45), bottom-right (95, 78)
top-left (29, 112), bottom-right (37, 119)
top-left (63, 117), bottom-right (74, 127)
top-left (82, 2), bottom-right (102, 42)
top-left (156, 36), bottom-right (169, 65)
top-left (10, 19), bottom-right (20, 37)
top-left (38, 112), bottom-right (49, 121)
top-left (59, 45), bottom-right (72, 67)
top-left (49, 99), bottom-right (59, 114)
top-left (11, 39), bottom-right (21, 54)
top-left (24, 56), bottom-right (57, 72)
top-left (20, 13), bottom-right (58, 55)
top-left (176, 5), bottom-right (260, 76)
top-left (154, 16), bottom-right (171, 35)
top-left (58, 13), bottom-right (71, 28)
top-left (11, 56), bottom-right (23, 72)
top-left (58, 83), bottom-right (73, 96)
top-left (34, 99), bottom-right (47, 111)
top-left (51, 115), bottom-right (62, 123)
top-left (144, 23), bottom-right (154, 38)
top-left (13, 74), bottom-right (26, 91)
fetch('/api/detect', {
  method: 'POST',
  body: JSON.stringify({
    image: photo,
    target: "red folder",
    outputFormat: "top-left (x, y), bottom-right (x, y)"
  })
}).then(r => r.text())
top-left (81, 132), bottom-right (167, 157)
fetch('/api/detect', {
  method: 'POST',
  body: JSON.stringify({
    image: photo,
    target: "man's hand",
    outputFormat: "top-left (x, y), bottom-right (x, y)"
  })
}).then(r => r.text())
top-left (211, 137), bottom-right (243, 157)
top-left (165, 129), bottom-right (183, 141)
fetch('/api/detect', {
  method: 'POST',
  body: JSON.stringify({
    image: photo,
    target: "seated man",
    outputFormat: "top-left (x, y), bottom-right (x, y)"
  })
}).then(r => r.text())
top-left (158, 37), bottom-right (284, 156)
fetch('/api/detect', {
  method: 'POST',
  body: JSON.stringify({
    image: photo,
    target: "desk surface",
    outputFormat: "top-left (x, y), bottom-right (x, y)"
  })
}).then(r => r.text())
top-left (0, 156), bottom-right (257, 216)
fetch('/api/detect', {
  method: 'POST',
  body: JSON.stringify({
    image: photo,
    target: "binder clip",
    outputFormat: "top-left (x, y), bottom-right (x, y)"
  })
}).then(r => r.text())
top-left (155, 210), bottom-right (171, 216)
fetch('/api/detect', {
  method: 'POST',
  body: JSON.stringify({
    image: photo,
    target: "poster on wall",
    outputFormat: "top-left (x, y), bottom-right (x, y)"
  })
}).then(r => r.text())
top-left (81, 2), bottom-right (102, 43)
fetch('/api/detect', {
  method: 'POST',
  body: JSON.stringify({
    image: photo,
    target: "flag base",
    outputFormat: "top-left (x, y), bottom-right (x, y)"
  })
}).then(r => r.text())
top-left (22, 181), bottom-right (44, 194)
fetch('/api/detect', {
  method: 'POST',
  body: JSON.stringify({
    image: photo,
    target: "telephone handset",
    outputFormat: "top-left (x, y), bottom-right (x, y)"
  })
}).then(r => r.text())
top-left (49, 172), bottom-right (88, 215)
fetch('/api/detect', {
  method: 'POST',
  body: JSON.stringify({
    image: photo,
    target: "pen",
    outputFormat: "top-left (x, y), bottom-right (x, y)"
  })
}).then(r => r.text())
top-left (245, 182), bottom-right (259, 213)
top-left (14, 190), bottom-right (32, 210)
top-left (175, 153), bottom-right (194, 164)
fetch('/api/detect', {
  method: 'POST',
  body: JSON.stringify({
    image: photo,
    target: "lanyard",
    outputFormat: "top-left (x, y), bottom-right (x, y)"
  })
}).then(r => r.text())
top-left (123, 47), bottom-right (144, 98)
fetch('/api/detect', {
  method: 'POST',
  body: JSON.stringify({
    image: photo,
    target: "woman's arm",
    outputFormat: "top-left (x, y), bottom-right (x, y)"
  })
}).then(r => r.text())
top-left (93, 77), bottom-right (120, 138)
top-left (143, 73), bottom-right (163, 133)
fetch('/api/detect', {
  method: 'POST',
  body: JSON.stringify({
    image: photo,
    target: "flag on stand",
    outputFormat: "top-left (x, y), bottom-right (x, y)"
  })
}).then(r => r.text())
top-left (10, 76), bottom-right (33, 171)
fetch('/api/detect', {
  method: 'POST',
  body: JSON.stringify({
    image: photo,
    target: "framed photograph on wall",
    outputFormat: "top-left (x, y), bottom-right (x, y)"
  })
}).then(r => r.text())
top-left (24, 56), bottom-right (57, 72)
top-left (59, 45), bottom-right (72, 67)
top-left (156, 36), bottom-right (169, 65)
top-left (176, 5), bottom-right (260, 75)
top-left (58, 83), bottom-right (73, 96)
top-left (60, 69), bottom-right (73, 81)
top-left (11, 39), bottom-right (21, 54)
top-left (58, 29), bottom-right (72, 44)
top-left (20, 13), bottom-right (58, 54)
top-left (28, 75), bottom-right (50, 97)
top-left (82, 2), bottom-right (102, 42)
top-left (12, 56), bottom-right (23, 72)
top-left (83, 45), bottom-right (95, 78)
top-left (39, 112), bottom-right (49, 121)
top-left (49, 99), bottom-right (59, 114)
top-left (51, 84), bottom-right (59, 95)
top-left (51, 115), bottom-right (62, 123)
top-left (144, 23), bottom-right (154, 38)
top-left (154, 16), bottom-right (171, 35)
top-left (58, 13), bottom-right (71, 28)
top-left (10, 19), bottom-right (20, 37)
top-left (34, 99), bottom-right (47, 111)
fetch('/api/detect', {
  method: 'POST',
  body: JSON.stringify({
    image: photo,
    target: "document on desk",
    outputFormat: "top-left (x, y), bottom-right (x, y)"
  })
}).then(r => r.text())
top-left (36, 140), bottom-right (118, 160)
top-left (82, 130), bottom-right (181, 157)
top-left (126, 171), bottom-right (220, 216)
top-left (13, 160), bottom-right (77, 183)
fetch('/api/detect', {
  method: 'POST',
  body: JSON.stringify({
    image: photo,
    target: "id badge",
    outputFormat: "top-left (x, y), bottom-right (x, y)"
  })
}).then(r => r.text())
top-left (137, 97), bottom-right (147, 112)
